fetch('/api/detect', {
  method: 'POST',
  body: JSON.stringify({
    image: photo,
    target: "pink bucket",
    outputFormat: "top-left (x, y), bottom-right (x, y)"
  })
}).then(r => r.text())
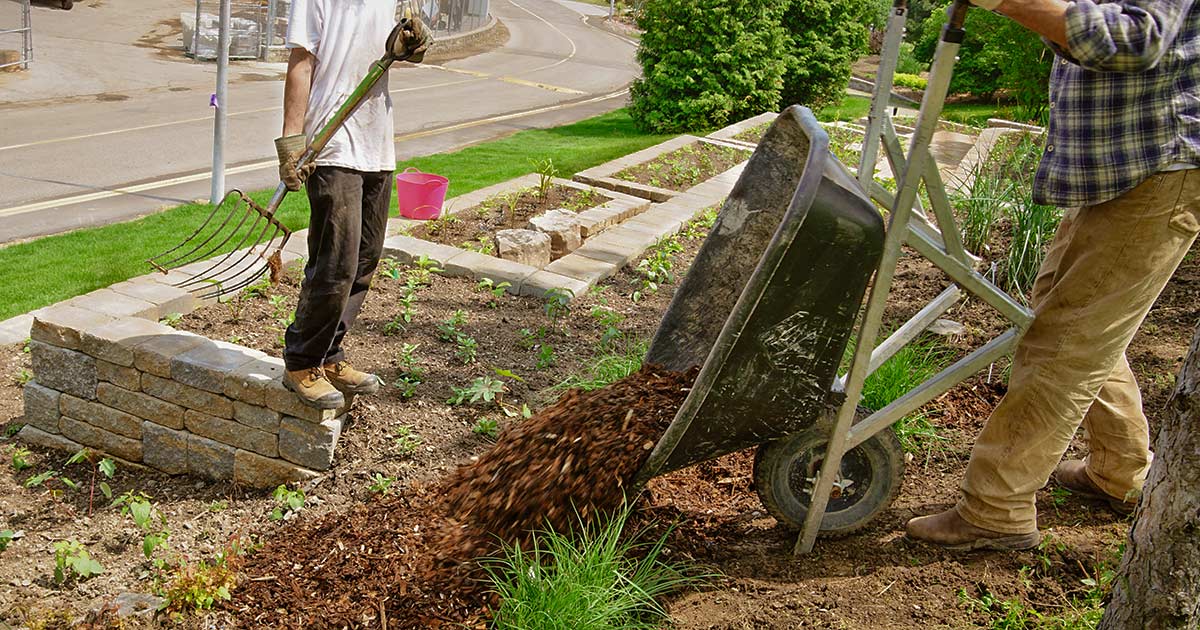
top-left (396, 167), bottom-right (449, 220)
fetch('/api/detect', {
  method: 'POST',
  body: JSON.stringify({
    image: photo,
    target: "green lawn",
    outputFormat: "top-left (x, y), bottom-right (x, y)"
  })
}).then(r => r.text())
top-left (817, 94), bottom-right (1035, 128)
top-left (0, 110), bottom-right (673, 323)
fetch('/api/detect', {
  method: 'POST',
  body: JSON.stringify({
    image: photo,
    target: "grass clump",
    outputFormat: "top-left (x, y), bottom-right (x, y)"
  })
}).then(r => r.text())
top-left (484, 507), bottom-right (703, 630)
top-left (859, 337), bottom-right (953, 455)
top-left (556, 339), bottom-right (648, 393)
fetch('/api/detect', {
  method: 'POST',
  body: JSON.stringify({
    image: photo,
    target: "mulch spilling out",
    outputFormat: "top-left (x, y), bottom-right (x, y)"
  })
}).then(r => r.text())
top-left (409, 184), bottom-right (609, 250)
top-left (230, 366), bottom-right (698, 629)
top-left (615, 142), bottom-right (750, 191)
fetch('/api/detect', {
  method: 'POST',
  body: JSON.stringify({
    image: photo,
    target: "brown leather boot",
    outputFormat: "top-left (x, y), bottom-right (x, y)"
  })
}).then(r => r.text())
top-left (1054, 460), bottom-right (1136, 515)
top-left (283, 367), bottom-right (345, 410)
top-left (906, 508), bottom-right (1042, 551)
top-left (323, 360), bottom-right (382, 395)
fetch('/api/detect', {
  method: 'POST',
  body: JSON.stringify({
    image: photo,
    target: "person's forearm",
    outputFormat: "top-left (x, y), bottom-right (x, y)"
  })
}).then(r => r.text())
top-left (997, 0), bottom-right (1070, 48)
top-left (282, 48), bottom-right (315, 136)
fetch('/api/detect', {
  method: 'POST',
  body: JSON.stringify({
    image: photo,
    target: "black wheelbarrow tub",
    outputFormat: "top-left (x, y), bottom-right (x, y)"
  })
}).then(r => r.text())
top-left (638, 105), bottom-right (885, 479)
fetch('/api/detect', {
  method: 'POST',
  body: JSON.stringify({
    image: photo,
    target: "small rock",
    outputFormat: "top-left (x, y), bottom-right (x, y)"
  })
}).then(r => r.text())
top-left (111, 592), bottom-right (165, 620)
top-left (495, 229), bottom-right (552, 267)
top-left (928, 318), bottom-right (967, 336)
top-left (529, 209), bottom-right (583, 259)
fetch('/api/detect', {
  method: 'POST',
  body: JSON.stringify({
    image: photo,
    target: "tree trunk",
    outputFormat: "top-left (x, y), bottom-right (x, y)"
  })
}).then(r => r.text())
top-left (1099, 322), bottom-right (1200, 630)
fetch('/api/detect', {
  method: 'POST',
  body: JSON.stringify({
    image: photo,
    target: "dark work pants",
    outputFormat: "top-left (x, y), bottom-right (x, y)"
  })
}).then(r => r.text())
top-left (284, 166), bottom-right (393, 371)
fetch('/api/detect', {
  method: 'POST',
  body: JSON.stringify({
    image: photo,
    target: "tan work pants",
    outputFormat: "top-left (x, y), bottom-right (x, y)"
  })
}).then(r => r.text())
top-left (957, 170), bottom-right (1200, 534)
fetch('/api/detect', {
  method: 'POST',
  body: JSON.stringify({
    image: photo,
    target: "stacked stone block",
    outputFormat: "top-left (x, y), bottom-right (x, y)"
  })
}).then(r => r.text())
top-left (19, 310), bottom-right (350, 487)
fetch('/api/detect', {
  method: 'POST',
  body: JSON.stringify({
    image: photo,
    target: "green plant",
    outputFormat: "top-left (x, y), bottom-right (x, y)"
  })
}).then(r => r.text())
top-left (449, 376), bottom-right (508, 406)
top-left (0, 529), bottom-right (15, 552)
top-left (159, 312), bottom-right (184, 327)
top-left (112, 490), bottom-right (169, 559)
top-left (160, 539), bottom-right (243, 617)
top-left (455, 335), bottom-right (479, 365)
top-left (368, 473), bottom-right (396, 495)
top-left (66, 448), bottom-right (116, 516)
top-left (393, 374), bottom-right (421, 399)
top-left (242, 275), bottom-right (274, 299)
top-left (893, 72), bottom-right (928, 90)
top-left (779, 0), bottom-right (871, 111)
top-left (270, 485), bottom-right (306, 521)
top-left (462, 234), bottom-right (496, 256)
top-left (533, 158), bottom-right (559, 198)
top-left (437, 309), bottom-right (469, 342)
top-left (557, 339), bottom-right (648, 392)
top-left (590, 305), bottom-right (626, 349)
top-left (1005, 200), bottom-right (1060, 300)
top-left (518, 327), bottom-right (546, 350)
top-left (483, 506), bottom-right (702, 629)
top-left (13, 368), bottom-right (33, 386)
top-left (630, 0), bottom-right (788, 133)
top-left (209, 500), bottom-right (228, 513)
top-left (472, 417), bottom-right (500, 440)
top-left (11, 446), bottom-right (31, 471)
top-left (477, 278), bottom-right (512, 301)
top-left (544, 288), bottom-right (574, 324)
top-left (536, 344), bottom-right (556, 369)
top-left (859, 337), bottom-right (953, 454)
top-left (636, 234), bottom-right (685, 295)
top-left (53, 540), bottom-right (103, 584)
top-left (379, 256), bottom-right (404, 281)
top-left (393, 425), bottom-right (421, 456)
top-left (407, 255), bottom-right (444, 287)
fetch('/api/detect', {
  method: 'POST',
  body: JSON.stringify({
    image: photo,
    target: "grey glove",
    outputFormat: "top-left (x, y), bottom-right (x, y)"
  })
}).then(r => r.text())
top-left (387, 11), bottom-right (433, 63)
top-left (274, 134), bottom-right (314, 192)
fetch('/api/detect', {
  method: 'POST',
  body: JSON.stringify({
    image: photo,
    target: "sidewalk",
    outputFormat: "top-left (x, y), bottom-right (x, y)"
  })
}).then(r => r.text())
top-left (0, 0), bottom-right (284, 106)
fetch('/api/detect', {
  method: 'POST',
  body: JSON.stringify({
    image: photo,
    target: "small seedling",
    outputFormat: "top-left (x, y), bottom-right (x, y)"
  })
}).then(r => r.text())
top-left (0, 529), bottom-right (16, 552)
top-left (407, 255), bottom-right (444, 287)
top-left (437, 310), bottom-right (469, 342)
top-left (590, 305), bottom-right (625, 348)
top-left (455, 335), bottom-right (479, 365)
top-left (243, 275), bottom-right (274, 299)
top-left (394, 374), bottom-right (421, 399)
top-left (208, 500), bottom-right (228, 513)
top-left (160, 541), bottom-right (241, 615)
top-left (472, 418), bottom-right (500, 439)
top-left (12, 369), bottom-right (32, 386)
top-left (159, 312), bottom-right (184, 327)
top-left (536, 344), bottom-right (556, 369)
top-left (368, 473), bottom-right (396, 495)
top-left (397, 343), bottom-right (421, 373)
top-left (518, 327), bottom-right (546, 350)
top-left (270, 485), bottom-right (306, 521)
top-left (22, 337), bottom-right (31, 354)
top-left (544, 288), bottom-right (574, 324)
top-left (379, 257), bottom-right (404, 281)
top-left (268, 295), bottom-right (289, 320)
top-left (4, 423), bottom-right (21, 438)
top-left (533, 158), bottom-right (559, 198)
top-left (53, 540), bottom-right (103, 584)
top-left (112, 490), bottom-right (169, 558)
top-left (393, 426), bottom-right (421, 456)
top-left (477, 278), bottom-right (512, 302)
top-left (10, 446), bottom-right (31, 472)
top-left (448, 376), bottom-right (507, 406)
top-left (66, 448), bottom-right (117, 515)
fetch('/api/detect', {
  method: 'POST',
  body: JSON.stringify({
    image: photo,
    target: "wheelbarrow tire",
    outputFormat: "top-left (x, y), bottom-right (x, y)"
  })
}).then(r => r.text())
top-left (753, 427), bottom-right (905, 538)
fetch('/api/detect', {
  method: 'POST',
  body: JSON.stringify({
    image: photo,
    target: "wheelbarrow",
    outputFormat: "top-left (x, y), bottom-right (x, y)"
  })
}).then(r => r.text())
top-left (636, 0), bottom-right (1036, 554)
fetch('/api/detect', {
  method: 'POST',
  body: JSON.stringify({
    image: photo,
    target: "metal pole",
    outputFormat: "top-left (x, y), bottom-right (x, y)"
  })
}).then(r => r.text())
top-left (24, 0), bottom-right (32, 70)
top-left (609, 0), bottom-right (614, 18)
top-left (193, 0), bottom-right (202, 60)
top-left (211, 0), bottom-right (231, 205)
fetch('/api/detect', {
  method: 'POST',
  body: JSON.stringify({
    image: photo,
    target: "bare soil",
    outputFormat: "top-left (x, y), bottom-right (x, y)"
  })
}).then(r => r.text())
top-left (1, 160), bottom-right (1197, 628)
top-left (615, 142), bottom-right (750, 192)
top-left (408, 183), bottom-right (610, 252)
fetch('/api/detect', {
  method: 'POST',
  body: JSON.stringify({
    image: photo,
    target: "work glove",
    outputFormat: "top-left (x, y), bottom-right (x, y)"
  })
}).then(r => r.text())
top-left (387, 9), bottom-right (433, 63)
top-left (275, 134), bottom-right (315, 191)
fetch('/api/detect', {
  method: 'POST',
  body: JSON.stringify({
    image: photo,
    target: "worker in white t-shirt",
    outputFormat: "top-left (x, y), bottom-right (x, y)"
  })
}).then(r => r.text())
top-left (274, 1), bottom-right (431, 409)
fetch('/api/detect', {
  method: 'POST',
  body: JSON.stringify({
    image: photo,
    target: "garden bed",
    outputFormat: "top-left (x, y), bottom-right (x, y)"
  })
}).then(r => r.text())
top-left (2, 127), bottom-right (1198, 629)
top-left (706, 111), bottom-right (778, 147)
top-left (575, 135), bottom-right (751, 202)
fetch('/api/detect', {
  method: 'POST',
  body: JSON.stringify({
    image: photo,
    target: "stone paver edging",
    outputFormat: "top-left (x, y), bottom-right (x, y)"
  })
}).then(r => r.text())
top-left (707, 112), bottom-right (779, 148)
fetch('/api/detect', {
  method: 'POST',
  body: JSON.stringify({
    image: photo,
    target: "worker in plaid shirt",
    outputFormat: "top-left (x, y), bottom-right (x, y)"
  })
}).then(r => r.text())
top-left (908, 0), bottom-right (1200, 550)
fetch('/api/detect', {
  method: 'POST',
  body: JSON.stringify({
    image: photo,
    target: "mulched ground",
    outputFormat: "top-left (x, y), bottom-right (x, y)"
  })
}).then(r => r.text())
top-left (615, 142), bottom-right (750, 192)
top-left (2, 129), bottom-right (1198, 628)
top-left (409, 183), bottom-right (610, 252)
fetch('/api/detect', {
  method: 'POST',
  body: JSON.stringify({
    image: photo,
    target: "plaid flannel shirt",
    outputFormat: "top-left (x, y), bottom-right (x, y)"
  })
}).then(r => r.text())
top-left (1036, 0), bottom-right (1200, 207)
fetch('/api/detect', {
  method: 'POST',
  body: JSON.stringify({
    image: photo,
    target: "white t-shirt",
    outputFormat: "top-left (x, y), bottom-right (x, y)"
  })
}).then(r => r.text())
top-left (287, 0), bottom-right (397, 172)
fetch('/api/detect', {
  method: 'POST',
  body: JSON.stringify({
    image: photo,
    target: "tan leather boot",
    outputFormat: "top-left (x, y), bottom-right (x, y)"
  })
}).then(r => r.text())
top-left (906, 508), bottom-right (1042, 551)
top-left (283, 367), bottom-right (345, 410)
top-left (1054, 460), bottom-right (1136, 515)
top-left (323, 360), bottom-right (382, 395)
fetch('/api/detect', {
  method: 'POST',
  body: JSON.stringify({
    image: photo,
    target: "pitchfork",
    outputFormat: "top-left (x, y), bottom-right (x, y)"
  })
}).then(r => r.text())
top-left (149, 16), bottom-right (426, 301)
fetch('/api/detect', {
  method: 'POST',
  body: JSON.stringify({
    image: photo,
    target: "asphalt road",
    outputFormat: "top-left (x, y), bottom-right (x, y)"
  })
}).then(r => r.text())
top-left (0, 0), bottom-right (639, 244)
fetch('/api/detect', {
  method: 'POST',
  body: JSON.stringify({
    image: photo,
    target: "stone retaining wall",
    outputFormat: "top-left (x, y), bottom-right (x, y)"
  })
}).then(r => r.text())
top-left (20, 307), bottom-right (347, 488)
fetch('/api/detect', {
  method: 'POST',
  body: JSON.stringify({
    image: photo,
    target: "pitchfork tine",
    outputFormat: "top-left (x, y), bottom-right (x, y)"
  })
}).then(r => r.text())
top-left (148, 190), bottom-right (238, 266)
top-left (175, 206), bottom-right (268, 290)
top-left (154, 190), bottom-right (247, 270)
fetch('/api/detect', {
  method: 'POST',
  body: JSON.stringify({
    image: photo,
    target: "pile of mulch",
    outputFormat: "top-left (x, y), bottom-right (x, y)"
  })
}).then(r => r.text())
top-left (229, 366), bottom-right (698, 628)
top-left (410, 184), bottom-right (609, 249)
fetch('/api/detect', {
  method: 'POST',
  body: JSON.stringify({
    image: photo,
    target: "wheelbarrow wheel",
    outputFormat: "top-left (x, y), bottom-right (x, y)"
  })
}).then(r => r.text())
top-left (753, 426), bottom-right (904, 537)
